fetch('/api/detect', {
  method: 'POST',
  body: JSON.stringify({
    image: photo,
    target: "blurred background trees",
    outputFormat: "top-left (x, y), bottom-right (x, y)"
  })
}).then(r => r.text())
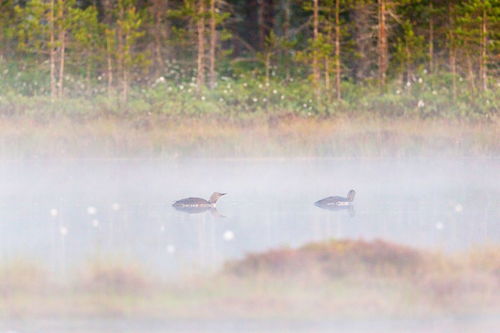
top-left (0, 0), bottom-right (497, 116)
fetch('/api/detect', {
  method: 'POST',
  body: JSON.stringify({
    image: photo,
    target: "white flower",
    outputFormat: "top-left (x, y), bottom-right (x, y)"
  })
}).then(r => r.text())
top-left (396, 90), bottom-right (401, 94)
top-left (273, 89), bottom-right (278, 94)
top-left (432, 90), bottom-right (437, 95)
top-left (201, 96), bottom-right (206, 101)
top-left (87, 206), bottom-right (97, 215)
top-left (417, 100), bottom-right (425, 108)
top-left (50, 208), bottom-right (59, 217)
top-left (406, 81), bottom-right (411, 87)
top-left (166, 245), bottom-right (176, 253)
top-left (223, 230), bottom-right (234, 241)
top-left (418, 78), bottom-right (423, 83)
top-left (59, 226), bottom-right (68, 236)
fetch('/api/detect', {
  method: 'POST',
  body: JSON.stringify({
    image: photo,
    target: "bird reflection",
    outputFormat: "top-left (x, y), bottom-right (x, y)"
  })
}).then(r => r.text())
top-left (173, 206), bottom-right (225, 218)
top-left (315, 202), bottom-right (356, 217)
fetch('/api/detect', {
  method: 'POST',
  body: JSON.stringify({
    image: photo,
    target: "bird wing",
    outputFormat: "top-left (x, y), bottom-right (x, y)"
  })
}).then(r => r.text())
top-left (173, 197), bottom-right (209, 206)
top-left (315, 196), bottom-right (344, 206)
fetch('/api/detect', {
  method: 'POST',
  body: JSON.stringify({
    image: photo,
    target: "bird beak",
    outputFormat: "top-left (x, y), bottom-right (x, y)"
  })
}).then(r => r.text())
top-left (221, 193), bottom-right (227, 196)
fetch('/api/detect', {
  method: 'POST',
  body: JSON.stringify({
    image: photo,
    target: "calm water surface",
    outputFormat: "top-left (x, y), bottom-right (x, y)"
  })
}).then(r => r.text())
top-left (0, 158), bottom-right (498, 278)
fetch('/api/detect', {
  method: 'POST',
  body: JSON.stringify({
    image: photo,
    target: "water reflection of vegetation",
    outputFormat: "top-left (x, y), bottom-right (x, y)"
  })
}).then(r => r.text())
top-left (1, 239), bottom-right (499, 319)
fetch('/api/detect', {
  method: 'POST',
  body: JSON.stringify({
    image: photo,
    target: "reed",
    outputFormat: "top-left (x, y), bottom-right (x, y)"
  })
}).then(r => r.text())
top-left (0, 116), bottom-right (498, 158)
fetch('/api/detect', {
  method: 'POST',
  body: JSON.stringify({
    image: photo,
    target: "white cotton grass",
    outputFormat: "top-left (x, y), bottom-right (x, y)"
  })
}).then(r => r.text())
top-left (87, 206), bottom-right (97, 215)
top-left (166, 244), bottom-right (176, 254)
top-left (111, 203), bottom-right (121, 211)
top-left (435, 222), bottom-right (444, 230)
top-left (454, 204), bottom-right (463, 213)
top-left (91, 219), bottom-right (99, 228)
top-left (59, 226), bottom-right (68, 236)
top-left (223, 230), bottom-right (235, 241)
top-left (50, 208), bottom-right (59, 217)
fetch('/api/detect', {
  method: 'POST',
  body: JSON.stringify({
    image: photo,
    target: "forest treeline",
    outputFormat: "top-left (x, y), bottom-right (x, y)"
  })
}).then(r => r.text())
top-left (0, 0), bottom-right (498, 118)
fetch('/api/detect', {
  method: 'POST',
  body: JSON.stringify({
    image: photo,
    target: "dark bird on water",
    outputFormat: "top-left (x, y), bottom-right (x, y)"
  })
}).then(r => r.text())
top-left (315, 189), bottom-right (356, 207)
top-left (173, 192), bottom-right (226, 209)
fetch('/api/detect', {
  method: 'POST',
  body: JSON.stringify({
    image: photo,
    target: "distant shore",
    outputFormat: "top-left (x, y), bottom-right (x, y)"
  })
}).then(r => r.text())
top-left (0, 115), bottom-right (498, 159)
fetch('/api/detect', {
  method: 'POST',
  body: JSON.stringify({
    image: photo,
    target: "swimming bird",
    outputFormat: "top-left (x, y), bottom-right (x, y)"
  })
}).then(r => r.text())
top-left (173, 192), bottom-right (226, 208)
top-left (315, 189), bottom-right (356, 207)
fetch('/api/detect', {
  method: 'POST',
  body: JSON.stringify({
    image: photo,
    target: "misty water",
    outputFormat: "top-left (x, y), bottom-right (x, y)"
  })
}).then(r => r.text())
top-left (1, 157), bottom-right (498, 278)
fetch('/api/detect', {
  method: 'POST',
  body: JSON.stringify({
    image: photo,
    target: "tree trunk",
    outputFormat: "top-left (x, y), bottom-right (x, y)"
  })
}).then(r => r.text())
top-left (57, 0), bottom-right (65, 98)
top-left (283, 0), bottom-right (290, 38)
top-left (428, 3), bottom-right (434, 73)
top-left (150, 0), bottom-right (168, 74)
top-left (448, 2), bottom-right (456, 100)
top-left (324, 57), bottom-right (330, 95)
top-left (480, 8), bottom-right (488, 91)
top-left (208, 0), bottom-right (217, 88)
top-left (265, 51), bottom-right (271, 86)
top-left (117, 4), bottom-right (127, 102)
top-left (334, 0), bottom-right (341, 100)
top-left (466, 50), bottom-right (476, 93)
top-left (49, 0), bottom-right (56, 100)
top-left (352, 1), bottom-right (372, 82)
top-left (257, 0), bottom-right (265, 49)
top-left (122, 63), bottom-right (128, 102)
top-left (312, 0), bottom-right (320, 99)
top-left (450, 47), bottom-right (457, 100)
top-left (196, 0), bottom-right (206, 89)
top-left (405, 42), bottom-right (411, 83)
top-left (117, 26), bottom-right (125, 101)
top-left (58, 31), bottom-right (65, 98)
top-left (106, 31), bottom-right (113, 98)
top-left (86, 54), bottom-right (91, 96)
top-left (377, 0), bottom-right (388, 88)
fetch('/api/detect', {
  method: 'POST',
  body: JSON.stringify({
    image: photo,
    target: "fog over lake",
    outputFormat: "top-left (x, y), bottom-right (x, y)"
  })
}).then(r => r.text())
top-left (1, 157), bottom-right (498, 279)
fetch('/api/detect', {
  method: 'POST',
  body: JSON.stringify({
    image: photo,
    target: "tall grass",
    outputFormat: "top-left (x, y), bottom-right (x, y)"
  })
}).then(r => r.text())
top-left (1, 239), bottom-right (499, 318)
top-left (0, 116), bottom-right (498, 158)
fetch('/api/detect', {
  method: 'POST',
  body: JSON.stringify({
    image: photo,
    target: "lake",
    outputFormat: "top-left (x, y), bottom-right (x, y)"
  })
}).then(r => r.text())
top-left (0, 157), bottom-right (498, 278)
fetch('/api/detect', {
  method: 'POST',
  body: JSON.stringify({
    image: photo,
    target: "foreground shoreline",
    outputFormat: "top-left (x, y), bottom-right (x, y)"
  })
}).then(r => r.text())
top-left (2, 239), bottom-right (499, 320)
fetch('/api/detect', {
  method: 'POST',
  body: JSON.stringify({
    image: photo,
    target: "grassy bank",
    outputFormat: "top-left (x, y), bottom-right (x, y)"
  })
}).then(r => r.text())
top-left (1, 115), bottom-right (499, 158)
top-left (2, 239), bottom-right (499, 320)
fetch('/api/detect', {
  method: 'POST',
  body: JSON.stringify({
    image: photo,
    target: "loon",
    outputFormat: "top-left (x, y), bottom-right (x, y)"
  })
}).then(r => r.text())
top-left (173, 192), bottom-right (226, 208)
top-left (315, 189), bottom-right (356, 207)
